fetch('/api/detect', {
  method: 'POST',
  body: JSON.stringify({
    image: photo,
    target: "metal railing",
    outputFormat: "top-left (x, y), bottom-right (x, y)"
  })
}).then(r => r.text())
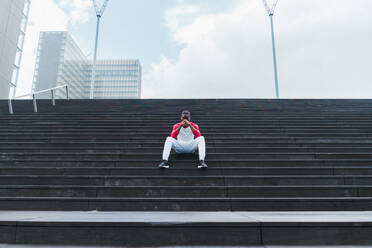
top-left (8, 85), bottom-right (69, 114)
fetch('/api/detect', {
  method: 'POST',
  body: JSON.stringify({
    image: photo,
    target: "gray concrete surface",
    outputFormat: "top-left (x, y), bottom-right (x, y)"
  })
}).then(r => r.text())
top-left (0, 211), bottom-right (372, 224)
top-left (1, 245), bottom-right (372, 248)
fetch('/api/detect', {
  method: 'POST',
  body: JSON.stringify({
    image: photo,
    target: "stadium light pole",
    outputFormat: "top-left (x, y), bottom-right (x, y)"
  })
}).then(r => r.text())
top-left (90, 0), bottom-right (110, 99)
top-left (263, 0), bottom-right (280, 99)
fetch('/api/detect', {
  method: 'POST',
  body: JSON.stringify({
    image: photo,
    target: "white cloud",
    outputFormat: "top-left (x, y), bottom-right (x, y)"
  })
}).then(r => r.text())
top-left (164, 4), bottom-right (202, 34)
top-left (59, 0), bottom-right (92, 24)
top-left (143, 0), bottom-right (372, 99)
top-left (16, 0), bottom-right (92, 97)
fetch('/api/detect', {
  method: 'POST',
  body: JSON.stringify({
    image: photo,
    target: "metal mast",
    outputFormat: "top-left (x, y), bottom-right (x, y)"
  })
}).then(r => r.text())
top-left (263, 0), bottom-right (280, 99)
top-left (90, 0), bottom-right (110, 99)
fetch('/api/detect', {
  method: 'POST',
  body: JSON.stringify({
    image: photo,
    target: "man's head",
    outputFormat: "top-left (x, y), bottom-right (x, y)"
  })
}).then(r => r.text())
top-left (181, 110), bottom-right (191, 121)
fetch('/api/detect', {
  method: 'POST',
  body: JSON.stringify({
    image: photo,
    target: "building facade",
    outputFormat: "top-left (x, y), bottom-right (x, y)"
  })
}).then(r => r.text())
top-left (88, 60), bottom-right (142, 99)
top-left (0, 0), bottom-right (31, 99)
top-left (33, 31), bottom-right (142, 99)
top-left (32, 31), bottom-right (88, 99)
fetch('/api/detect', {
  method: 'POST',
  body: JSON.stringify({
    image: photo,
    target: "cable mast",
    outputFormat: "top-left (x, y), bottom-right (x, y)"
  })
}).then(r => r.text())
top-left (262, 0), bottom-right (280, 99)
top-left (90, 0), bottom-right (110, 99)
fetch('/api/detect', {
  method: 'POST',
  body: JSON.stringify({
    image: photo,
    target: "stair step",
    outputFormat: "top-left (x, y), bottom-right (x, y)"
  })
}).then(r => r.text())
top-left (1, 197), bottom-right (372, 211)
top-left (0, 185), bottom-right (370, 198)
top-left (1, 166), bottom-right (371, 176)
top-left (0, 175), bottom-right (370, 186)
top-left (4, 159), bottom-right (372, 167)
top-left (0, 211), bottom-right (371, 246)
top-left (3, 153), bottom-right (372, 160)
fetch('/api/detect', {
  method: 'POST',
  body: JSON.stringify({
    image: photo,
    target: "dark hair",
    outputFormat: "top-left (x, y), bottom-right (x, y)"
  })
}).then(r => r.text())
top-left (182, 110), bottom-right (191, 116)
top-left (181, 110), bottom-right (191, 120)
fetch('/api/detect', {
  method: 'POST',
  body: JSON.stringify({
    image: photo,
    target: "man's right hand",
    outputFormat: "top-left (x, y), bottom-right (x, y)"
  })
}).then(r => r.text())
top-left (182, 120), bottom-right (189, 127)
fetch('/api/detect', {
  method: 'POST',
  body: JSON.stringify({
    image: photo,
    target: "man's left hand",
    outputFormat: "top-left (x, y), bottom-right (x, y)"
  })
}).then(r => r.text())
top-left (183, 120), bottom-right (190, 127)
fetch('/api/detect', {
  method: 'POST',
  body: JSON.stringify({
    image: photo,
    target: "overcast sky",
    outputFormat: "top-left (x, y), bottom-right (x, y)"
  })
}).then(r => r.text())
top-left (17, 0), bottom-right (372, 98)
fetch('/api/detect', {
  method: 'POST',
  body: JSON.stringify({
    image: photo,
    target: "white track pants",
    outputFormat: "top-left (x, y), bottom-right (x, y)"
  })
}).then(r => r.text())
top-left (162, 136), bottom-right (206, 161)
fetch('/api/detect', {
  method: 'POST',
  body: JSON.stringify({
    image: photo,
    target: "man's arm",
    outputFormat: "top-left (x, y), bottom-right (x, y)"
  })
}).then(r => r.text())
top-left (188, 122), bottom-right (202, 138)
top-left (171, 123), bottom-right (182, 139)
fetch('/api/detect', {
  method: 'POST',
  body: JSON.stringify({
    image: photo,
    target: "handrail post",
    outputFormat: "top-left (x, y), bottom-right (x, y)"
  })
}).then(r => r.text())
top-left (8, 99), bottom-right (14, 115)
top-left (51, 89), bottom-right (55, 106)
top-left (66, 85), bottom-right (69, 100)
top-left (33, 94), bottom-right (38, 113)
top-left (10, 84), bottom-right (67, 114)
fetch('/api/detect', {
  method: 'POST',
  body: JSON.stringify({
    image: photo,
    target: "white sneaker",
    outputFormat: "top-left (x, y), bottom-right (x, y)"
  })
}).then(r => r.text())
top-left (158, 160), bottom-right (170, 169)
top-left (198, 160), bottom-right (208, 169)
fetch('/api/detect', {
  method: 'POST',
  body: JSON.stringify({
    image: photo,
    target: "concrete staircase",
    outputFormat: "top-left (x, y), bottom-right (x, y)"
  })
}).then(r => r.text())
top-left (1, 99), bottom-right (372, 246)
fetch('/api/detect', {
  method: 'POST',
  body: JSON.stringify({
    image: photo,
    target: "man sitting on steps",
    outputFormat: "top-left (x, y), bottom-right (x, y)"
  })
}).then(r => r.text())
top-left (158, 110), bottom-right (208, 169)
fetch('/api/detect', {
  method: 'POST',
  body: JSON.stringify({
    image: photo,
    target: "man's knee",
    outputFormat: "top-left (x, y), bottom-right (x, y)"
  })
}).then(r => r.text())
top-left (165, 137), bottom-right (177, 149)
top-left (166, 137), bottom-right (176, 143)
top-left (196, 136), bottom-right (205, 143)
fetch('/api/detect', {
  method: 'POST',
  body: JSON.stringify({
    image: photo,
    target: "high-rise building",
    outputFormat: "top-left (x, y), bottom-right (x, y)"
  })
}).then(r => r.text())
top-left (88, 60), bottom-right (142, 99)
top-left (0, 0), bottom-right (31, 99)
top-left (32, 32), bottom-right (88, 99)
top-left (32, 31), bottom-right (142, 99)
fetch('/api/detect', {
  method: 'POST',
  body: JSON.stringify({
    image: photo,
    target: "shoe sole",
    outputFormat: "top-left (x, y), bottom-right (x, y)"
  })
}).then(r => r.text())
top-left (198, 166), bottom-right (208, 169)
top-left (158, 165), bottom-right (170, 169)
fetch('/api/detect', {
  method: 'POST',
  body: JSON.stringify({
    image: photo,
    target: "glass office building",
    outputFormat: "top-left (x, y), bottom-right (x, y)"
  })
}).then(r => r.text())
top-left (33, 32), bottom-right (142, 99)
top-left (87, 60), bottom-right (142, 99)
top-left (32, 32), bottom-right (88, 99)
top-left (0, 0), bottom-right (31, 99)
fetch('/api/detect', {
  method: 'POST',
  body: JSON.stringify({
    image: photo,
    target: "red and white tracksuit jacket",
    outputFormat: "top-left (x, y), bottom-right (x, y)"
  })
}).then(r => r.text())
top-left (162, 122), bottom-right (206, 161)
